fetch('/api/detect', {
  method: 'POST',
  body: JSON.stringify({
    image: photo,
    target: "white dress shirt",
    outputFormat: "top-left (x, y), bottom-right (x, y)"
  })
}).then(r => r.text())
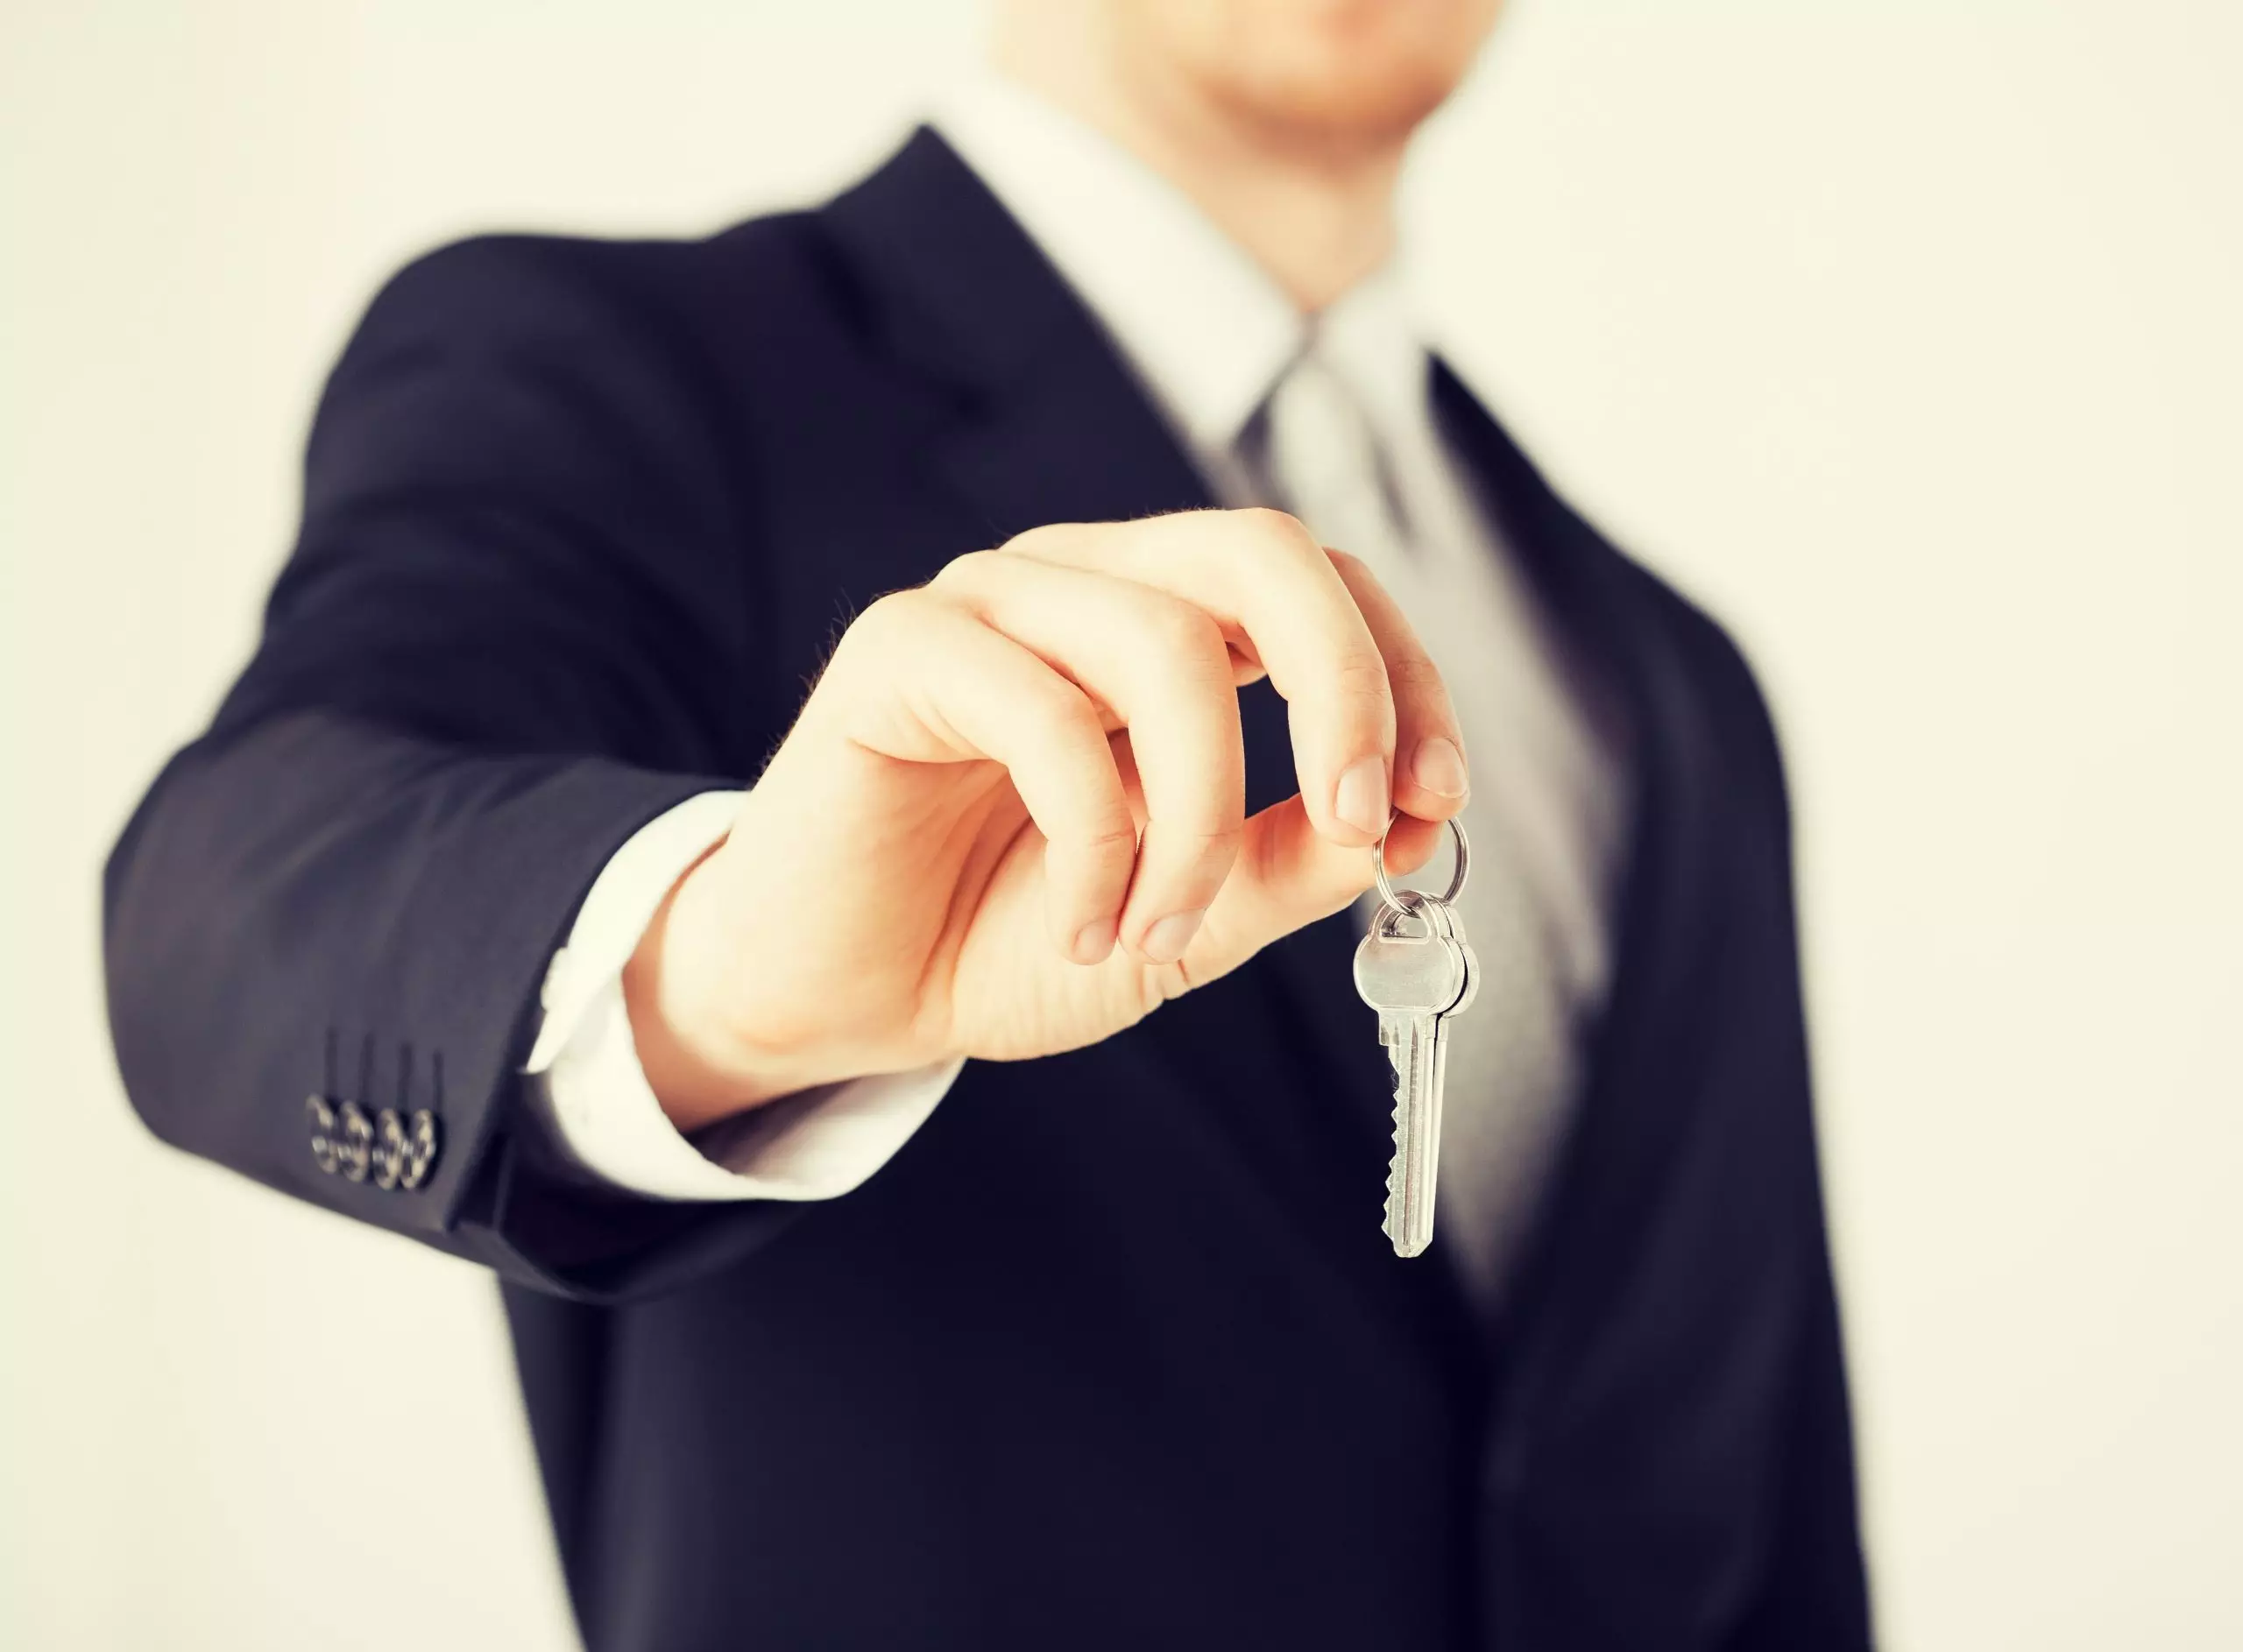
top-left (524, 73), bottom-right (1629, 1300)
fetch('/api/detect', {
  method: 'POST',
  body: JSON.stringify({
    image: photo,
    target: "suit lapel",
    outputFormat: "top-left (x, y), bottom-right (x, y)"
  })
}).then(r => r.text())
top-left (820, 127), bottom-right (1210, 535)
top-left (1429, 361), bottom-right (1732, 1375)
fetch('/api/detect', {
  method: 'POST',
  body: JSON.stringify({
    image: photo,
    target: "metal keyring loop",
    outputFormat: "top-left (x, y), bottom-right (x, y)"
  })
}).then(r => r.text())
top-left (1373, 815), bottom-right (1470, 918)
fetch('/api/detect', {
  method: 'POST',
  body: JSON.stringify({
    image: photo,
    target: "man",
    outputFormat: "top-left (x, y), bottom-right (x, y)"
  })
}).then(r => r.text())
top-left (105, 1), bottom-right (1872, 1647)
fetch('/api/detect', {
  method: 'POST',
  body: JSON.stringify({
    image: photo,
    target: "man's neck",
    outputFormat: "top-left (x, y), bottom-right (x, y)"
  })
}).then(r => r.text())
top-left (993, 39), bottom-right (1404, 314)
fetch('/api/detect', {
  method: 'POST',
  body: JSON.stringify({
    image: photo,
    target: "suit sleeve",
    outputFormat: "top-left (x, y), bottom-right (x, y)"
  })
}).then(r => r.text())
top-left (103, 235), bottom-right (805, 1301)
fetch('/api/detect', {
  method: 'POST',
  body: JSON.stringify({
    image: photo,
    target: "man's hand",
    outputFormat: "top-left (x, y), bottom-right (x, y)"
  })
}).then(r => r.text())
top-left (623, 509), bottom-right (1472, 1130)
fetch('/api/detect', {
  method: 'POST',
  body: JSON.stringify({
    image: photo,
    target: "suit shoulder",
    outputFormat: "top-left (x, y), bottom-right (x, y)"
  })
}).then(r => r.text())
top-left (344, 212), bottom-right (831, 362)
top-left (1615, 552), bottom-right (1772, 712)
top-left (1495, 432), bottom-right (1792, 812)
top-left (1603, 547), bottom-right (1795, 826)
top-left (1435, 363), bottom-right (1786, 780)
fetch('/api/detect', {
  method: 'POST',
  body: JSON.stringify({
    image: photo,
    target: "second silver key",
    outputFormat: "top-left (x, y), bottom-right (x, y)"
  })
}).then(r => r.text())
top-left (1354, 892), bottom-right (1477, 1257)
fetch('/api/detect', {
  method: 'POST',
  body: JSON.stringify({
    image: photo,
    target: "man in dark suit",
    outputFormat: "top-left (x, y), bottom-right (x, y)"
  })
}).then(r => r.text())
top-left (105, 2), bottom-right (1872, 1647)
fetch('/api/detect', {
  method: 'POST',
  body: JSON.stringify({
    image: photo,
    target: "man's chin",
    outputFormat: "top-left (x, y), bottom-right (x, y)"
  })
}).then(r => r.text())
top-left (1218, 70), bottom-right (1460, 159)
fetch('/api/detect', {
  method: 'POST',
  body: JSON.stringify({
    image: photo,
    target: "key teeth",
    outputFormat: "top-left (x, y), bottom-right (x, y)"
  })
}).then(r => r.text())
top-left (1381, 1039), bottom-right (1429, 1258)
top-left (1383, 1108), bottom-right (1407, 1243)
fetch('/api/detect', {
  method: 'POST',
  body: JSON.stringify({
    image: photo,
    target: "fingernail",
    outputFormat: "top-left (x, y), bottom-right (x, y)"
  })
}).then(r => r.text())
top-left (1334, 755), bottom-right (1389, 837)
top-left (1140, 908), bottom-right (1206, 964)
top-left (1410, 736), bottom-right (1468, 799)
top-left (1072, 916), bottom-right (1118, 963)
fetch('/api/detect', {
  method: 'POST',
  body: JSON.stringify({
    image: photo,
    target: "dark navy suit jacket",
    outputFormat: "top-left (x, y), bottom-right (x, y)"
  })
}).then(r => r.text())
top-left (105, 130), bottom-right (1872, 1650)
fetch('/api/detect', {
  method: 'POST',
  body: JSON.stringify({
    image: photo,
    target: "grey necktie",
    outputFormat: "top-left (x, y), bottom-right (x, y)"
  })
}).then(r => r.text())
top-left (1249, 336), bottom-right (1579, 1308)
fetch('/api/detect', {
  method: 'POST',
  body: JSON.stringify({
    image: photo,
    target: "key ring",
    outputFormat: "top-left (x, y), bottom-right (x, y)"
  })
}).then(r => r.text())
top-left (1373, 815), bottom-right (1470, 918)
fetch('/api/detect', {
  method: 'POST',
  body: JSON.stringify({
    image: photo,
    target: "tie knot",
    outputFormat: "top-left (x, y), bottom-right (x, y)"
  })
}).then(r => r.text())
top-left (1249, 342), bottom-right (1413, 573)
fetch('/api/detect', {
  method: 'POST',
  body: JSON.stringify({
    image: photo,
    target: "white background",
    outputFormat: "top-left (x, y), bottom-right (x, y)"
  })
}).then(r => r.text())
top-left (4, 2), bottom-right (2239, 1647)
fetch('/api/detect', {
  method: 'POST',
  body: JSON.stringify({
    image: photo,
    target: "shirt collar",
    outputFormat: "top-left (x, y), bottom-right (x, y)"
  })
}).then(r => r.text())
top-left (933, 71), bottom-right (1427, 459)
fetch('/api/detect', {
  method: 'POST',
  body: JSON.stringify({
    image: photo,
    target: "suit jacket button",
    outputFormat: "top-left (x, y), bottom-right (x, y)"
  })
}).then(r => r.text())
top-left (370, 1108), bottom-right (407, 1190)
top-left (305, 1095), bottom-right (339, 1175)
top-left (399, 1109), bottom-right (442, 1191)
top-left (336, 1100), bottom-right (373, 1182)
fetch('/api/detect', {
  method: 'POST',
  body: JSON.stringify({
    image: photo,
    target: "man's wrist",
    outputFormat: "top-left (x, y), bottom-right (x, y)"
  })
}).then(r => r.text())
top-left (620, 841), bottom-right (828, 1133)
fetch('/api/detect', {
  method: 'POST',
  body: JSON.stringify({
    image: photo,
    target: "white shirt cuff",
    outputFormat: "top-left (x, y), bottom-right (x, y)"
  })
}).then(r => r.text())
top-left (521, 789), bottom-right (964, 1203)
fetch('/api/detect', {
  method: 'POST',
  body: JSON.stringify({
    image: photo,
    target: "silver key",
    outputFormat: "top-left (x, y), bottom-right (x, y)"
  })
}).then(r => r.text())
top-left (1355, 817), bottom-right (1479, 1258)
top-left (1354, 890), bottom-right (1477, 1257)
